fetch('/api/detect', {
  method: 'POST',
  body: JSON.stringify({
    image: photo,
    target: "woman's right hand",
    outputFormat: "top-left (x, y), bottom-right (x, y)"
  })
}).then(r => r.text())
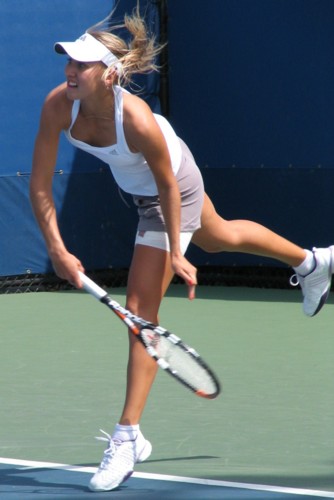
top-left (51, 250), bottom-right (85, 289)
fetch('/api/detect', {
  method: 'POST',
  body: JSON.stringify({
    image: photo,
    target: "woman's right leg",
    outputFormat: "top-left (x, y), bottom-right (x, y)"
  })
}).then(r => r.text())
top-left (192, 193), bottom-right (334, 317)
top-left (192, 193), bottom-right (306, 266)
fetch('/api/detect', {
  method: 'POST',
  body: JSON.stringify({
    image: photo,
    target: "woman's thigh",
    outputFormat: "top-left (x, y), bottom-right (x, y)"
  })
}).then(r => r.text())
top-left (191, 193), bottom-right (227, 251)
top-left (126, 243), bottom-right (174, 323)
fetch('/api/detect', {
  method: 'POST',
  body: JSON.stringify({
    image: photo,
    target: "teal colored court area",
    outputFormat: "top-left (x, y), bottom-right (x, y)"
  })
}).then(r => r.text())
top-left (0, 285), bottom-right (333, 498)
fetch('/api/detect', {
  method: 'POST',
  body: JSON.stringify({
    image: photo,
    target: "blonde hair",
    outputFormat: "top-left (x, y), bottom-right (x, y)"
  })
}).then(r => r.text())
top-left (87, 5), bottom-right (163, 87)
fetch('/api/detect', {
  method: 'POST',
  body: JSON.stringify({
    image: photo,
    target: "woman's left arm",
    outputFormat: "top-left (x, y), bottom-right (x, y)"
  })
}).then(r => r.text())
top-left (124, 95), bottom-right (197, 299)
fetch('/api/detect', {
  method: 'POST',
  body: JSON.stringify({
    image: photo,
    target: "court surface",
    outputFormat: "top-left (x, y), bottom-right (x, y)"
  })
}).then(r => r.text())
top-left (1, 284), bottom-right (333, 499)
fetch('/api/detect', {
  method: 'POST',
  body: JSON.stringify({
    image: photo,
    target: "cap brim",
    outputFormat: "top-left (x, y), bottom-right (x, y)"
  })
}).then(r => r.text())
top-left (54, 42), bottom-right (67, 55)
top-left (54, 34), bottom-right (119, 66)
top-left (54, 41), bottom-right (97, 62)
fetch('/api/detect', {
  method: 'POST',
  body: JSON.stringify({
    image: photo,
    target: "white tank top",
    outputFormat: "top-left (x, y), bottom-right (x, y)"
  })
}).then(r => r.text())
top-left (64, 85), bottom-right (182, 196)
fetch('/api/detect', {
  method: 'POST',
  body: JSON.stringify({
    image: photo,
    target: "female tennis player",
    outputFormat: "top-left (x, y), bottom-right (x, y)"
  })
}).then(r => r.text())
top-left (30, 7), bottom-right (333, 492)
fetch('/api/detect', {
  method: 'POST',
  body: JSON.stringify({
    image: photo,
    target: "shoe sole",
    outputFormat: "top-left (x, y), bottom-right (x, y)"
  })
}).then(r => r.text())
top-left (310, 246), bottom-right (334, 317)
top-left (312, 288), bottom-right (331, 316)
top-left (89, 469), bottom-right (134, 492)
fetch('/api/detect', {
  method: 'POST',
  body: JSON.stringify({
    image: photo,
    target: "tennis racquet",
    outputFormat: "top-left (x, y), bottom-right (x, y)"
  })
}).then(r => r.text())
top-left (79, 272), bottom-right (220, 399)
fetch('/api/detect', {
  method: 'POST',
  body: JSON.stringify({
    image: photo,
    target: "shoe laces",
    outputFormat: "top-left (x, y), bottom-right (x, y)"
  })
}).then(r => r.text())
top-left (290, 249), bottom-right (319, 288)
top-left (95, 429), bottom-right (123, 470)
top-left (289, 274), bottom-right (300, 287)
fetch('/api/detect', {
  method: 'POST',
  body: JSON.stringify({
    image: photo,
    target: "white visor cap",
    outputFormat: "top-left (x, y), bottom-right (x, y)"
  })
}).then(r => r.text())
top-left (54, 33), bottom-right (118, 67)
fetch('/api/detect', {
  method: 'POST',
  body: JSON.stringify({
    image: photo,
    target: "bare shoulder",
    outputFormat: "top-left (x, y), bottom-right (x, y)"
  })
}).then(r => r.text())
top-left (122, 91), bottom-right (161, 150)
top-left (123, 92), bottom-right (155, 130)
top-left (40, 82), bottom-right (72, 132)
top-left (122, 91), bottom-right (169, 158)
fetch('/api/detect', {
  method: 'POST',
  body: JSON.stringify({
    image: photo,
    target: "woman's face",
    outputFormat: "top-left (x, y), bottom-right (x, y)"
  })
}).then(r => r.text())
top-left (64, 58), bottom-right (105, 100)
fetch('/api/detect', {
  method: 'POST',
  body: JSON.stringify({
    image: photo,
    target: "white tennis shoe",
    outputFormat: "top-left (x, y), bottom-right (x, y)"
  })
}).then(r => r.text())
top-left (290, 246), bottom-right (334, 317)
top-left (89, 429), bottom-right (152, 492)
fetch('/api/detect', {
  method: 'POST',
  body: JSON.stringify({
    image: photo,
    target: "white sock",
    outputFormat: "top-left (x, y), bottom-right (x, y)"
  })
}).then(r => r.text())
top-left (112, 423), bottom-right (139, 442)
top-left (293, 249), bottom-right (315, 276)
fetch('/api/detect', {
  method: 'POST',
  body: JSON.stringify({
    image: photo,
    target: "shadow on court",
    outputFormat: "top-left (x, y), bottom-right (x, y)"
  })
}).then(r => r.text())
top-left (0, 462), bottom-right (331, 499)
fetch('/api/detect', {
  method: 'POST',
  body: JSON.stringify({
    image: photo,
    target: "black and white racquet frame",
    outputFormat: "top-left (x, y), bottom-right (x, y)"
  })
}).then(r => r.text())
top-left (79, 272), bottom-right (221, 399)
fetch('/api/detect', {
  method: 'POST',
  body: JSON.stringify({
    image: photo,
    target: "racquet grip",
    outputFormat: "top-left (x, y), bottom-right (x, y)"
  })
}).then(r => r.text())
top-left (78, 271), bottom-right (107, 300)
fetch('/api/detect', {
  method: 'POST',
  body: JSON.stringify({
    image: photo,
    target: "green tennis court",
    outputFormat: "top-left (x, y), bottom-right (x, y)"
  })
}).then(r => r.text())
top-left (0, 284), bottom-right (333, 498)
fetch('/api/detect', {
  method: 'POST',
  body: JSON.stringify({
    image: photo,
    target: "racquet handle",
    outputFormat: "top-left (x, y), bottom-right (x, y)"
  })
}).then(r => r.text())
top-left (78, 271), bottom-right (107, 300)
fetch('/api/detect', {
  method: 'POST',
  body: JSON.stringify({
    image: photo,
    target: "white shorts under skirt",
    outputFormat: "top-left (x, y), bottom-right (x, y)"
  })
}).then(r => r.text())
top-left (135, 230), bottom-right (193, 255)
top-left (132, 139), bottom-right (204, 233)
top-left (132, 139), bottom-right (204, 255)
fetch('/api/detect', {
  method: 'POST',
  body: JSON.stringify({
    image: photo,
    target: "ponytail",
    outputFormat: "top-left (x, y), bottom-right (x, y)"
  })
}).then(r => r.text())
top-left (88, 4), bottom-right (163, 87)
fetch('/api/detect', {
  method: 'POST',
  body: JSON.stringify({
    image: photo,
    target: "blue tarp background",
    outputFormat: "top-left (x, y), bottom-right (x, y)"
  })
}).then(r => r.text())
top-left (0, 0), bottom-right (333, 276)
top-left (0, 0), bottom-right (159, 275)
top-left (167, 0), bottom-right (334, 170)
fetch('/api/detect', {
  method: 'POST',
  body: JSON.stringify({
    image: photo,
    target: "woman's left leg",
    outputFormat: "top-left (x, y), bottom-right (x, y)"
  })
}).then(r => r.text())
top-left (120, 243), bottom-right (175, 425)
top-left (89, 242), bottom-right (175, 492)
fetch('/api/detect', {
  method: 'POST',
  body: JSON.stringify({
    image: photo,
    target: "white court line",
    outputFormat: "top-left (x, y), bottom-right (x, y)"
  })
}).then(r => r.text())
top-left (0, 457), bottom-right (334, 498)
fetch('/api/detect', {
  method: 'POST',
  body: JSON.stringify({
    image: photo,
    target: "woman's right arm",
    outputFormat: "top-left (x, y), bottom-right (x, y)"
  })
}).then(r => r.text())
top-left (30, 85), bottom-right (84, 287)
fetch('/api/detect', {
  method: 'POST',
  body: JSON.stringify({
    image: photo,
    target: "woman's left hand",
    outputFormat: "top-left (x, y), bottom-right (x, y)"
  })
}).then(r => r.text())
top-left (171, 254), bottom-right (197, 300)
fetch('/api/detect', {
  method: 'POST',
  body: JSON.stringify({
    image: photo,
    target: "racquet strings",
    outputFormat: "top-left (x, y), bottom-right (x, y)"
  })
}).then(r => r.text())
top-left (141, 328), bottom-right (218, 396)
